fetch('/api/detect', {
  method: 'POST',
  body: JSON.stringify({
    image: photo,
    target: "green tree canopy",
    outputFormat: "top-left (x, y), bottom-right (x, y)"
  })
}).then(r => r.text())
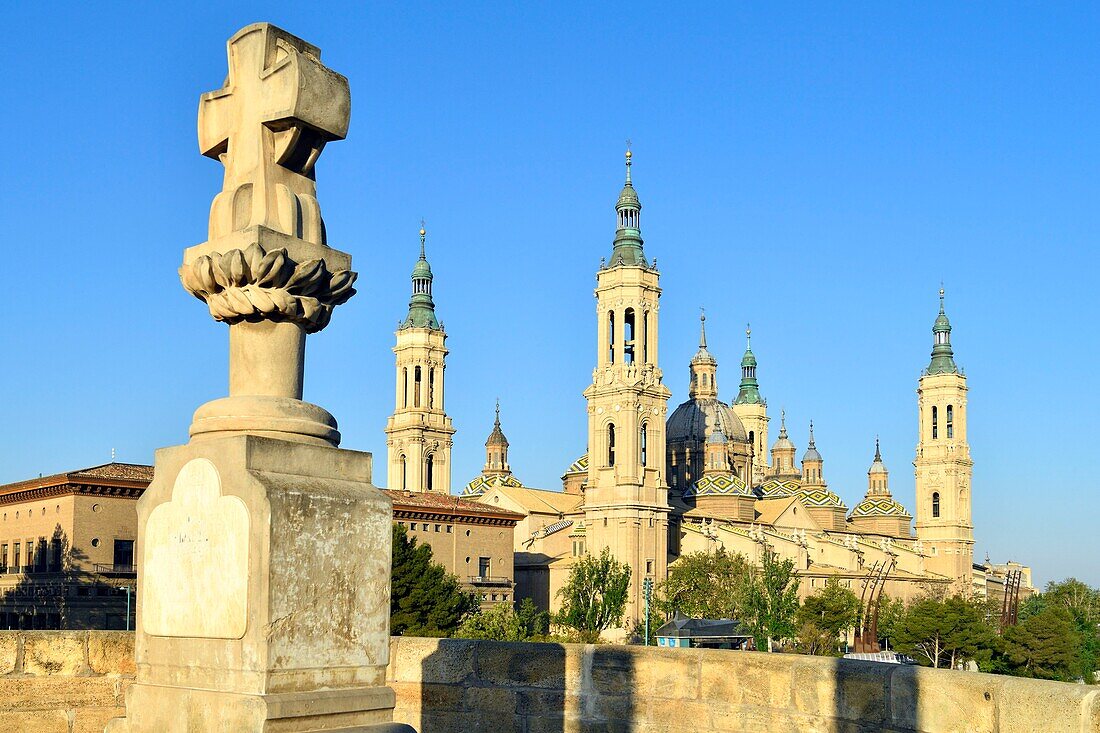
top-left (894, 596), bottom-right (996, 669)
top-left (657, 549), bottom-right (751, 619)
top-left (739, 544), bottom-right (800, 652)
top-left (875, 594), bottom-right (907, 651)
top-left (1002, 606), bottom-right (1081, 681)
top-left (556, 547), bottom-right (631, 641)
top-left (793, 578), bottom-right (860, 656)
top-left (455, 603), bottom-right (525, 641)
top-left (390, 524), bottom-right (478, 636)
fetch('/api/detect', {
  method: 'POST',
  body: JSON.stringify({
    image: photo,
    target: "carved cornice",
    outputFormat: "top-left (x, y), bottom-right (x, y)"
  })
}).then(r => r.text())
top-left (180, 242), bottom-right (357, 333)
top-left (0, 483), bottom-right (145, 507)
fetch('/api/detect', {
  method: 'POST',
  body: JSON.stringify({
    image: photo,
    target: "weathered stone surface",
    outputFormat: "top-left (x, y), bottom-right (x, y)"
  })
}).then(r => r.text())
top-left (142, 458), bottom-right (250, 639)
top-left (22, 632), bottom-right (86, 676)
top-left (0, 632), bottom-right (18, 675)
top-left (87, 632), bottom-right (135, 676)
top-left (0, 710), bottom-right (69, 733)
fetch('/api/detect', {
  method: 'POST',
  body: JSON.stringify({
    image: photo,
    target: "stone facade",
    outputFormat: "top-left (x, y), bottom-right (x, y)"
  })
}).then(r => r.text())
top-left (0, 464), bottom-right (150, 630)
top-left (388, 489), bottom-right (521, 608)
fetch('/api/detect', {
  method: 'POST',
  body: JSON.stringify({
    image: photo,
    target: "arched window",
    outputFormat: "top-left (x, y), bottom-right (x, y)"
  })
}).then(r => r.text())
top-left (429, 368), bottom-right (436, 408)
top-left (748, 430), bottom-right (755, 459)
top-left (607, 424), bottom-right (616, 467)
top-left (642, 312), bottom-right (649, 363)
top-left (414, 366), bottom-right (422, 407)
top-left (640, 423), bottom-right (648, 467)
top-left (403, 368), bottom-right (408, 408)
top-left (425, 454), bottom-right (434, 492)
top-left (931, 406), bottom-right (938, 439)
top-left (608, 311), bottom-right (616, 364)
top-left (624, 308), bottom-right (636, 364)
top-left (946, 405), bottom-right (954, 439)
top-left (932, 491), bottom-right (940, 518)
top-left (400, 454), bottom-right (408, 490)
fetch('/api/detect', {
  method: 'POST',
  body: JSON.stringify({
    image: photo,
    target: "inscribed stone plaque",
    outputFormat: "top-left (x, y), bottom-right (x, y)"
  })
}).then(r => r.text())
top-left (142, 458), bottom-right (250, 638)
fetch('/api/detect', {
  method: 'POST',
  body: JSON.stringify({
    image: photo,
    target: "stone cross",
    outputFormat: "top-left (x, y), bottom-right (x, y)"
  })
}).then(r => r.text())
top-left (199, 23), bottom-right (350, 244)
top-left (180, 23), bottom-right (358, 445)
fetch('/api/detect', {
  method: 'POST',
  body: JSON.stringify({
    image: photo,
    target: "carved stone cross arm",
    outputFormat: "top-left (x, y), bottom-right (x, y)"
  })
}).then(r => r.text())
top-left (198, 23), bottom-right (351, 244)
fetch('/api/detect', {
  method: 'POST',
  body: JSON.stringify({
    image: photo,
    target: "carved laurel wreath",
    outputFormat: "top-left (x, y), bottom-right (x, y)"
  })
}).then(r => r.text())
top-left (179, 243), bottom-right (357, 333)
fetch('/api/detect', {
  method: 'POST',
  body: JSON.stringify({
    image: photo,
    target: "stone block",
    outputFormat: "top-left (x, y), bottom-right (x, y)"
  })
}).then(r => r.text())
top-left (477, 640), bottom-right (568, 690)
top-left (887, 665), bottom-right (1000, 732)
top-left (832, 659), bottom-right (888, 724)
top-left (701, 651), bottom-right (792, 710)
top-left (517, 688), bottom-right (569, 718)
top-left (0, 709), bottom-right (70, 733)
top-left (0, 632), bottom-right (19, 675)
top-left (88, 632), bottom-right (135, 676)
top-left (0, 677), bottom-right (119, 709)
top-left (390, 636), bottom-right (475, 685)
top-left (74, 707), bottom-right (127, 733)
top-left (22, 632), bottom-right (87, 676)
top-left (633, 649), bottom-right (700, 700)
top-left (586, 646), bottom-right (636, 697)
top-left (999, 676), bottom-right (1098, 733)
top-left (463, 685), bottom-right (518, 715)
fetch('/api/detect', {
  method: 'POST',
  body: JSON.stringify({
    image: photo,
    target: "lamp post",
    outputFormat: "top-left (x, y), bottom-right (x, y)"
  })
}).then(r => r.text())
top-left (643, 577), bottom-right (654, 646)
top-left (120, 586), bottom-right (132, 631)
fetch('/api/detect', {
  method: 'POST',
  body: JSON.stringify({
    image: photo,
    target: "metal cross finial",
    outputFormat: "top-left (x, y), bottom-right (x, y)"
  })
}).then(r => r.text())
top-left (624, 139), bottom-right (633, 184)
top-left (746, 322), bottom-right (752, 348)
top-left (419, 219), bottom-right (427, 259)
top-left (699, 308), bottom-right (707, 349)
top-left (495, 397), bottom-right (500, 424)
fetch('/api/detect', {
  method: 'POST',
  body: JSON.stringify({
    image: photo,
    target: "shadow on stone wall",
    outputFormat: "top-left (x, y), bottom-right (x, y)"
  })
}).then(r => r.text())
top-left (406, 639), bottom-right (638, 732)
top-left (390, 635), bottom-right (1100, 731)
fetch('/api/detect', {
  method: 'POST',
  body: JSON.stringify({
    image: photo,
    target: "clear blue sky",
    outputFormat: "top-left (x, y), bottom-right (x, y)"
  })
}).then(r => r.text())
top-left (2, 3), bottom-right (1097, 587)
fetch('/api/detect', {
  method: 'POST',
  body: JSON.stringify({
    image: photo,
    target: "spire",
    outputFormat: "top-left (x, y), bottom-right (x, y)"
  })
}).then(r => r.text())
top-left (483, 398), bottom-right (511, 476)
top-left (609, 145), bottom-right (647, 267)
top-left (802, 420), bottom-right (822, 463)
top-left (688, 312), bottom-right (717, 398)
top-left (867, 436), bottom-right (889, 493)
top-left (401, 222), bottom-right (441, 330)
top-left (927, 285), bottom-right (957, 374)
top-left (734, 322), bottom-right (764, 405)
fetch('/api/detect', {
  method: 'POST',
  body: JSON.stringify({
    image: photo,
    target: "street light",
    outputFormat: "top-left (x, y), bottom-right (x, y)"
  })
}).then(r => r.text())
top-left (642, 577), bottom-right (654, 646)
top-left (119, 586), bottom-right (132, 631)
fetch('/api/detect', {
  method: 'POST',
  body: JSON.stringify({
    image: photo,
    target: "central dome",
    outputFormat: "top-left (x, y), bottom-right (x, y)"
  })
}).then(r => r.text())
top-left (667, 397), bottom-right (748, 444)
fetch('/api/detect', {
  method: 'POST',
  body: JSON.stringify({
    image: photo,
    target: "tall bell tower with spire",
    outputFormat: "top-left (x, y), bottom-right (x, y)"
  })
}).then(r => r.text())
top-left (582, 148), bottom-right (671, 627)
top-left (731, 324), bottom-right (769, 484)
top-left (385, 224), bottom-right (455, 493)
top-left (914, 287), bottom-right (973, 589)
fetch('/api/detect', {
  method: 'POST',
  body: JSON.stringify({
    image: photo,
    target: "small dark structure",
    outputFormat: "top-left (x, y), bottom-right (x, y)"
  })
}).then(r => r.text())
top-left (655, 614), bottom-right (752, 649)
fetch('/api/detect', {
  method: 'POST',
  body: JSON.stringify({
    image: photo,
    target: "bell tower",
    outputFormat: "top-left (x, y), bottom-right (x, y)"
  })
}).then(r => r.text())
top-left (582, 149), bottom-right (671, 627)
top-left (914, 288), bottom-right (973, 589)
top-left (731, 324), bottom-right (769, 484)
top-left (384, 225), bottom-right (455, 493)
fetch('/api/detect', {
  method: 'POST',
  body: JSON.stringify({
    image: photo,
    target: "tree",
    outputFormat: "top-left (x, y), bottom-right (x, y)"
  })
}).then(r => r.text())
top-left (657, 549), bottom-right (751, 619)
top-left (875, 594), bottom-right (907, 651)
top-left (1043, 578), bottom-right (1100, 680)
top-left (455, 603), bottom-right (525, 641)
top-left (894, 596), bottom-right (996, 669)
top-left (1002, 606), bottom-right (1081, 681)
top-left (390, 524), bottom-right (477, 636)
top-left (739, 544), bottom-right (800, 652)
top-left (515, 597), bottom-right (551, 639)
top-left (794, 579), bottom-right (860, 655)
top-left (556, 547), bottom-right (631, 641)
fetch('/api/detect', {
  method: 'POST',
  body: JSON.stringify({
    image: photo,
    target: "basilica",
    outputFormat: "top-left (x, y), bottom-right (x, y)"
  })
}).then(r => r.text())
top-left (382, 151), bottom-right (1032, 626)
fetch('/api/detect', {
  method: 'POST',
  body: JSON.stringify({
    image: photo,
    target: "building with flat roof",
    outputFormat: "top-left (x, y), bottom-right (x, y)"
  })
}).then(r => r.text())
top-left (0, 463), bottom-right (151, 629)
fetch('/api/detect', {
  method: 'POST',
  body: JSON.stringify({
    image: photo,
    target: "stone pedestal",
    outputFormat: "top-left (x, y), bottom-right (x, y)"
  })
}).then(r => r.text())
top-left (108, 435), bottom-right (395, 732)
